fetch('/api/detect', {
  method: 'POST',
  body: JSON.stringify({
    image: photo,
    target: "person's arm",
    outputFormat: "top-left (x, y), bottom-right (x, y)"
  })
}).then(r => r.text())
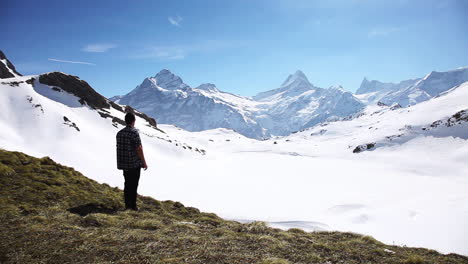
top-left (132, 130), bottom-right (148, 170)
top-left (136, 145), bottom-right (148, 170)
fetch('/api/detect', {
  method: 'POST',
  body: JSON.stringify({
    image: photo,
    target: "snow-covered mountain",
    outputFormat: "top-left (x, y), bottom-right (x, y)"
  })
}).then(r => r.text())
top-left (356, 67), bottom-right (468, 106)
top-left (253, 71), bottom-right (364, 135)
top-left (115, 70), bottom-right (364, 138)
top-left (115, 70), bottom-right (265, 139)
top-left (355, 77), bottom-right (420, 104)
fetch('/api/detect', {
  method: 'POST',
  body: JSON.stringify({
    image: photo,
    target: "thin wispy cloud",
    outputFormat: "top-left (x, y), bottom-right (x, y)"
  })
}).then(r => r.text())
top-left (48, 58), bottom-right (96, 65)
top-left (368, 27), bottom-right (401, 38)
top-left (131, 40), bottom-right (247, 60)
top-left (168, 16), bottom-right (183, 27)
top-left (82, 43), bottom-right (116, 53)
top-left (132, 46), bottom-right (185, 60)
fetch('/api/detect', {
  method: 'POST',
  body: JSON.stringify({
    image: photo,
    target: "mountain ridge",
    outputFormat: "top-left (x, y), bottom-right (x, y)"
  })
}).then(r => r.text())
top-left (116, 69), bottom-right (365, 138)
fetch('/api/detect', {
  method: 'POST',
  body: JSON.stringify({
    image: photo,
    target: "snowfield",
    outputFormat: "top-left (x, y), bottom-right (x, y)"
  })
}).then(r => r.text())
top-left (1, 70), bottom-right (468, 256)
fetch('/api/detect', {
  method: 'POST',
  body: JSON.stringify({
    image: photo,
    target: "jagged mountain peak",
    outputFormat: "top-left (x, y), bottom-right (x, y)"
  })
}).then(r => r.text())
top-left (152, 69), bottom-right (190, 90)
top-left (195, 83), bottom-right (219, 92)
top-left (254, 70), bottom-right (315, 101)
top-left (329, 84), bottom-right (344, 90)
top-left (156, 68), bottom-right (172, 75)
top-left (356, 78), bottom-right (390, 95)
top-left (281, 70), bottom-right (311, 87)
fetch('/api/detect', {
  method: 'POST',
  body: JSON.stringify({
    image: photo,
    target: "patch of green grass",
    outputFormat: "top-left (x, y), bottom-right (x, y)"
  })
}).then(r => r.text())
top-left (1, 149), bottom-right (467, 264)
top-left (404, 255), bottom-right (425, 264)
top-left (257, 257), bottom-right (291, 264)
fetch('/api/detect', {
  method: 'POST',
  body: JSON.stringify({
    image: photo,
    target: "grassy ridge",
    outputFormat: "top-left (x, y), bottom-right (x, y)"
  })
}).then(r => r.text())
top-left (0, 149), bottom-right (466, 264)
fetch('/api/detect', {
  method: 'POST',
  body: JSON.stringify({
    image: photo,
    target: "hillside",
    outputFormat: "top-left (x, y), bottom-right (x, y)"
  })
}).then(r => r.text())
top-left (1, 149), bottom-right (467, 264)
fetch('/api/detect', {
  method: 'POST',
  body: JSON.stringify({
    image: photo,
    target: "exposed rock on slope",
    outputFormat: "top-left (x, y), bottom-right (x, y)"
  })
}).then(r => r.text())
top-left (39, 72), bottom-right (111, 109)
top-left (0, 50), bottom-right (22, 78)
top-left (37, 72), bottom-right (158, 128)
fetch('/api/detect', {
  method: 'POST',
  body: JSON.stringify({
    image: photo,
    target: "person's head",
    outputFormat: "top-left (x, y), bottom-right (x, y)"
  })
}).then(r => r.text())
top-left (125, 112), bottom-right (136, 127)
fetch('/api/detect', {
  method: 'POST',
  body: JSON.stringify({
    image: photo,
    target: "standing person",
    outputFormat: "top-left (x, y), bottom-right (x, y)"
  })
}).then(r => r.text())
top-left (116, 112), bottom-right (148, 211)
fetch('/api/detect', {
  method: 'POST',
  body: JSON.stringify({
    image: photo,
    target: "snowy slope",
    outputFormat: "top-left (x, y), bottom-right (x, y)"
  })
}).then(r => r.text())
top-left (148, 82), bottom-right (468, 255)
top-left (116, 70), bottom-right (364, 138)
top-left (0, 73), bottom-right (205, 185)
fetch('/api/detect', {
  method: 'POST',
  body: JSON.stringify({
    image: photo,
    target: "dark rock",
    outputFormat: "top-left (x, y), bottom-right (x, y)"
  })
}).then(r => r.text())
top-left (39, 72), bottom-right (110, 109)
top-left (34, 104), bottom-right (44, 113)
top-left (353, 143), bottom-right (376, 153)
top-left (124, 105), bottom-right (157, 127)
top-left (377, 101), bottom-right (388, 107)
top-left (109, 101), bottom-right (123, 112)
top-left (0, 50), bottom-right (22, 78)
top-left (25, 78), bottom-right (35, 85)
top-left (98, 111), bottom-right (112, 119)
top-left (112, 117), bottom-right (126, 126)
top-left (390, 104), bottom-right (402, 110)
top-left (98, 109), bottom-right (126, 126)
top-left (448, 109), bottom-right (468, 126)
top-left (63, 116), bottom-right (80, 131)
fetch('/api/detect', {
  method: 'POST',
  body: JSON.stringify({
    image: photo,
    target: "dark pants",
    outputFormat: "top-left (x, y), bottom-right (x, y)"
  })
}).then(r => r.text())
top-left (123, 168), bottom-right (141, 210)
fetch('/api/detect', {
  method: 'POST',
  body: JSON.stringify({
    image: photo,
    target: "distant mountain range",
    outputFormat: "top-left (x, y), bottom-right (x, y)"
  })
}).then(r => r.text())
top-left (112, 66), bottom-right (468, 138)
top-left (113, 70), bottom-right (365, 138)
top-left (2, 49), bottom-right (467, 139)
top-left (356, 67), bottom-right (468, 106)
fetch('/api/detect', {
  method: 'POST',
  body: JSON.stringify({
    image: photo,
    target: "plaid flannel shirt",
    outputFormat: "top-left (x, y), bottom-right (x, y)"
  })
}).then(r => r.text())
top-left (116, 126), bottom-right (142, 170)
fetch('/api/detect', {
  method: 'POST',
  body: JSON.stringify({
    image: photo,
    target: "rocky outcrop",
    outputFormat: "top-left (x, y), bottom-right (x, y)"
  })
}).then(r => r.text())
top-left (124, 105), bottom-right (157, 128)
top-left (38, 72), bottom-right (159, 129)
top-left (353, 143), bottom-right (376, 153)
top-left (39, 72), bottom-right (110, 109)
top-left (427, 109), bottom-right (468, 129)
top-left (0, 50), bottom-right (22, 78)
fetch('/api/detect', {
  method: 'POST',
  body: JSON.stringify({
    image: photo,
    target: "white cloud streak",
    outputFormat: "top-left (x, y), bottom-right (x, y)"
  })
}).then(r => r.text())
top-left (368, 27), bottom-right (401, 38)
top-left (130, 40), bottom-right (247, 60)
top-left (82, 44), bottom-right (116, 53)
top-left (132, 46), bottom-right (185, 60)
top-left (168, 16), bottom-right (183, 27)
top-left (48, 58), bottom-right (96, 65)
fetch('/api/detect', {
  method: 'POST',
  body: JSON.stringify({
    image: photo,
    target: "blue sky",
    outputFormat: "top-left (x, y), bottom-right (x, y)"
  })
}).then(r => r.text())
top-left (3, 0), bottom-right (467, 97)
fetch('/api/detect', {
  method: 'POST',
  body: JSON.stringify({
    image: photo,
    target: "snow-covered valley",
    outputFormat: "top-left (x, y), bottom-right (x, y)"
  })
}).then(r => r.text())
top-left (1, 52), bottom-right (468, 256)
